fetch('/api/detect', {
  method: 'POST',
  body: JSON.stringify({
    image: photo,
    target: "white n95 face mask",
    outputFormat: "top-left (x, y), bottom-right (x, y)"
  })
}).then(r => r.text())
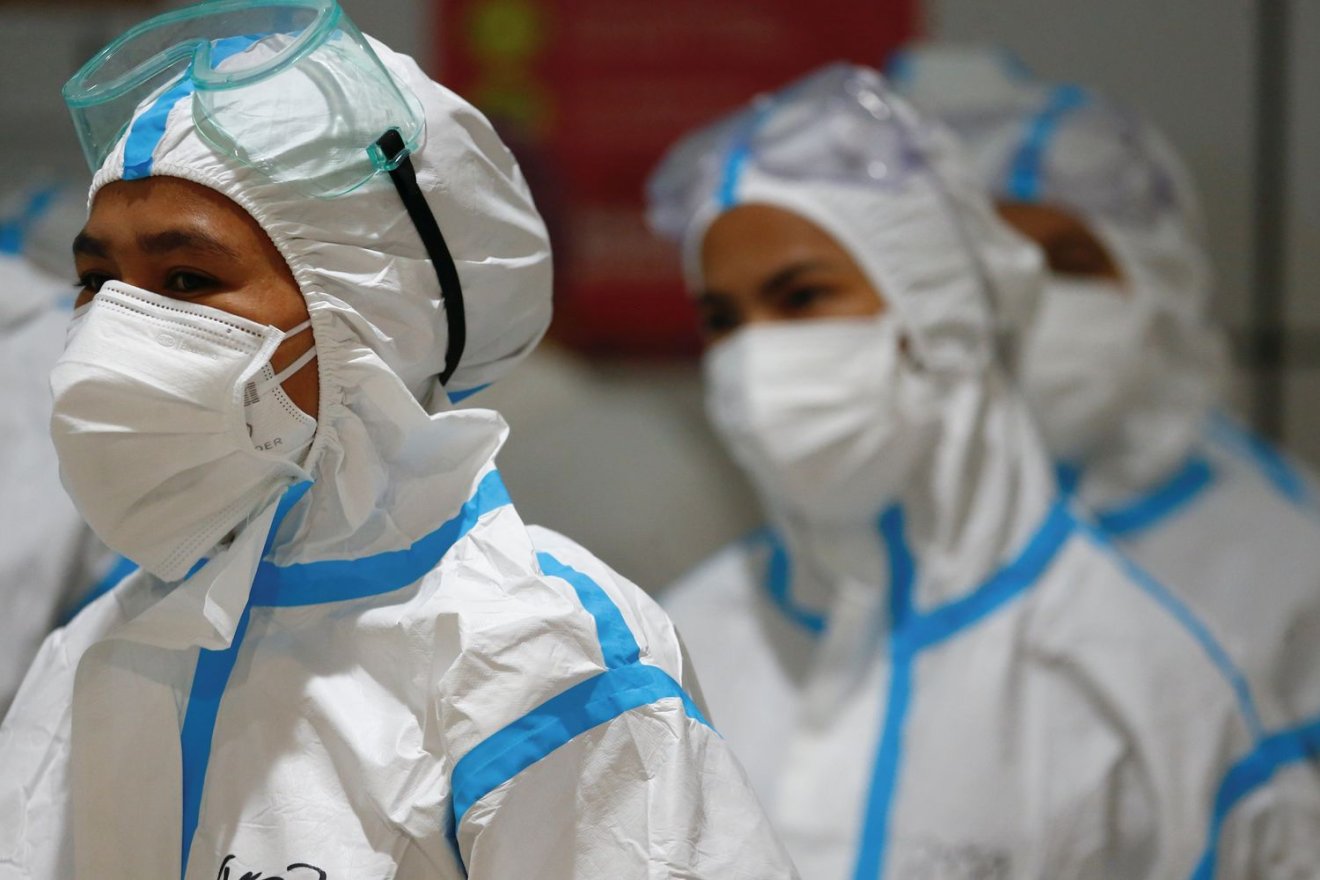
top-left (703, 314), bottom-right (938, 523)
top-left (1018, 275), bottom-right (1151, 463)
top-left (50, 281), bottom-right (317, 582)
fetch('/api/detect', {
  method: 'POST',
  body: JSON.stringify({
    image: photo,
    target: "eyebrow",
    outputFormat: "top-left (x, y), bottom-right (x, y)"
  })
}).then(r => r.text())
top-left (72, 232), bottom-right (108, 258)
top-left (72, 228), bottom-right (242, 261)
top-left (699, 259), bottom-right (836, 303)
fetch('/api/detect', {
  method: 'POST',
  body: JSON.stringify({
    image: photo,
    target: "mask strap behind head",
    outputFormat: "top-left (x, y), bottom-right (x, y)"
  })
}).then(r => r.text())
top-left (375, 129), bottom-right (467, 387)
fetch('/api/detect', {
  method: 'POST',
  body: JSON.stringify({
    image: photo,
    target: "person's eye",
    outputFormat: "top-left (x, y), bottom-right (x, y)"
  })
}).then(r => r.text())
top-left (1048, 239), bottom-right (1114, 278)
top-left (700, 306), bottom-right (741, 339)
top-left (165, 270), bottom-right (219, 294)
top-left (781, 285), bottom-right (832, 312)
top-left (75, 272), bottom-right (113, 293)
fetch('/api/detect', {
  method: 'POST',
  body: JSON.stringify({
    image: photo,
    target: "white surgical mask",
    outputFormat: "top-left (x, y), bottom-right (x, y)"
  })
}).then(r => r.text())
top-left (703, 315), bottom-right (938, 522)
top-left (50, 281), bottom-right (317, 582)
top-left (1018, 275), bottom-right (1152, 463)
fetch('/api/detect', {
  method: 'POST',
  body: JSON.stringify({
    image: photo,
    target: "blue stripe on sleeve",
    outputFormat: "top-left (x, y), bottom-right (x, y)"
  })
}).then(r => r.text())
top-left (449, 663), bottom-right (712, 832)
top-left (536, 552), bottom-right (641, 669)
top-left (1191, 716), bottom-right (1320, 880)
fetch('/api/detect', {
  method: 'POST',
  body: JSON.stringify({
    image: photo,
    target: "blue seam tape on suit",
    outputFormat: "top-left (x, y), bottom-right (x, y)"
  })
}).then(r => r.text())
top-left (1091, 456), bottom-right (1215, 537)
top-left (758, 528), bottom-right (828, 635)
top-left (853, 499), bottom-right (1075, 880)
top-left (1006, 84), bottom-right (1088, 202)
top-left (178, 471), bottom-right (503, 877)
top-left (122, 36), bottom-right (259, 180)
top-left (449, 663), bottom-right (712, 831)
top-left (1191, 716), bottom-right (1320, 880)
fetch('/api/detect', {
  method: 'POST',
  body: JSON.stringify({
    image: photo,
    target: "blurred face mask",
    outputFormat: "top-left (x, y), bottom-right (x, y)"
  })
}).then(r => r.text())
top-left (1018, 274), bottom-right (1151, 463)
top-left (51, 281), bottom-right (316, 581)
top-left (703, 314), bottom-right (937, 523)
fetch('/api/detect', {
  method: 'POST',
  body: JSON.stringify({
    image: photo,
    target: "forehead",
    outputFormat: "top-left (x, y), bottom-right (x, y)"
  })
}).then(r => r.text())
top-left (994, 200), bottom-right (1097, 243)
top-left (700, 203), bottom-right (857, 285)
top-left (83, 177), bottom-right (266, 245)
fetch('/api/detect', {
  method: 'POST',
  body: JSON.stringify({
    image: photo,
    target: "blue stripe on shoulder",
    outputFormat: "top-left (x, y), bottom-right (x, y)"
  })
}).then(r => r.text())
top-left (537, 552), bottom-right (641, 669)
top-left (1092, 456), bottom-right (1215, 537)
top-left (449, 663), bottom-right (712, 831)
top-left (249, 470), bottom-right (510, 607)
top-left (1207, 413), bottom-right (1317, 512)
top-left (854, 499), bottom-right (1076, 880)
top-left (1077, 519), bottom-right (1264, 741)
top-left (1191, 715), bottom-right (1320, 880)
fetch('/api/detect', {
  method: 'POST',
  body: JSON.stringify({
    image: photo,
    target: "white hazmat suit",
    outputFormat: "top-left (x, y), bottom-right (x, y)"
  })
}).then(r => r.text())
top-left (0, 27), bottom-right (795, 880)
top-left (648, 63), bottom-right (1320, 879)
top-left (893, 45), bottom-right (1320, 732)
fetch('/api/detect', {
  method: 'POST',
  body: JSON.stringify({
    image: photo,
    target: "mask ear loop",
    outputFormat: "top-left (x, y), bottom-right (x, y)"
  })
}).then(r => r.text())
top-left (375, 128), bottom-right (467, 387)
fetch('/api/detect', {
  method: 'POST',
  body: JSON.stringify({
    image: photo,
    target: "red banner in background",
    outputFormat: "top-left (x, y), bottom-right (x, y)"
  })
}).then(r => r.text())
top-left (440, 0), bottom-right (918, 356)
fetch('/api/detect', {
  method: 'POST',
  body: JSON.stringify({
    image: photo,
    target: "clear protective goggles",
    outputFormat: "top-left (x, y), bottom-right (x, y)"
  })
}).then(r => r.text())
top-left (648, 64), bottom-right (935, 242)
top-left (63, 0), bottom-right (423, 198)
top-left (971, 91), bottom-right (1178, 226)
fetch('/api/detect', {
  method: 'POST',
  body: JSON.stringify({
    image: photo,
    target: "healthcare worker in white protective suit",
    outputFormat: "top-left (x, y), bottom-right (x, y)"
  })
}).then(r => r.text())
top-left (892, 45), bottom-right (1320, 736)
top-left (0, 187), bottom-right (128, 720)
top-left (648, 63), bottom-right (1320, 880)
top-left (0, 4), bottom-right (798, 879)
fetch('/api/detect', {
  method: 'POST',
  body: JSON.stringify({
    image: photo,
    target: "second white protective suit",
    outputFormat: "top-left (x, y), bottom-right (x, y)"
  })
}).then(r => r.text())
top-left (648, 63), bottom-right (1320, 880)
top-left (893, 44), bottom-right (1320, 730)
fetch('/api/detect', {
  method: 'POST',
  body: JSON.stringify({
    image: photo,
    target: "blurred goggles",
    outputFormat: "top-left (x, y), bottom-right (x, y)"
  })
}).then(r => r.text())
top-left (994, 88), bottom-right (1177, 225)
top-left (649, 64), bottom-right (935, 242)
top-left (63, 0), bottom-right (423, 198)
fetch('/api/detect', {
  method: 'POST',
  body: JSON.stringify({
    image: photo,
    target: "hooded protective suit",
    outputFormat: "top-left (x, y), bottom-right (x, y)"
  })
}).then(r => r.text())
top-left (0, 32), bottom-right (795, 880)
top-left (649, 63), bottom-right (1320, 879)
top-left (893, 44), bottom-right (1320, 730)
top-left (0, 188), bottom-right (126, 720)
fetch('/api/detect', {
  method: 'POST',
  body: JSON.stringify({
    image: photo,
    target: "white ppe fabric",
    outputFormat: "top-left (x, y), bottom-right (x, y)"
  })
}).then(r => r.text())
top-left (890, 43), bottom-right (1228, 494)
top-left (895, 44), bottom-right (1320, 731)
top-left (0, 37), bottom-right (796, 880)
top-left (648, 62), bottom-right (1320, 878)
top-left (1017, 275), bottom-right (1154, 462)
top-left (0, 250), bottom-right (117, 721)
top-left (51, 283), bottom-right (315, 582)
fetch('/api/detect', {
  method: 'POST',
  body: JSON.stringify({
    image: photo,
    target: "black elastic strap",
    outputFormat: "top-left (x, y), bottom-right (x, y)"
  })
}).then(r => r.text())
top-left (375, 129), bottom-right (467, 387)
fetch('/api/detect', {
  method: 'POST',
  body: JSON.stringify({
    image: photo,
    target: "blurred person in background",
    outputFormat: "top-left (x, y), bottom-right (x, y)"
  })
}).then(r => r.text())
top-left (0, 3), bottom-right (797, 878)
top-left (0, 185), bottom-right (128, 721)
top-left (648, 62), bottom-right (1320, 879)
top-left (893, 44), bottom-right (1320, 731)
